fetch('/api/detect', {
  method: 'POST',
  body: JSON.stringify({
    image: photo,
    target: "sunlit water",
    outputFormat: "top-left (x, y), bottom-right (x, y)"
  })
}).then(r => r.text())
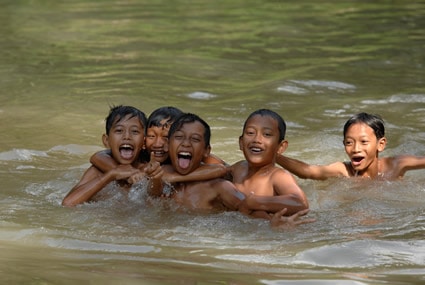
top-left (1, 1), bottom-right (424, 284)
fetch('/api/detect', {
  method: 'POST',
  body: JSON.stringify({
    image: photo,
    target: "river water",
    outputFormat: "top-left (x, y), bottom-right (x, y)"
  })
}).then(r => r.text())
top-left (1, 1), bottom-right (424, 284)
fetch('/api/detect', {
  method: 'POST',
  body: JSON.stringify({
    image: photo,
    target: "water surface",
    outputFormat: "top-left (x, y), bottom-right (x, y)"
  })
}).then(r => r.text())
top-left (1, 1), bottom-right (424, 284)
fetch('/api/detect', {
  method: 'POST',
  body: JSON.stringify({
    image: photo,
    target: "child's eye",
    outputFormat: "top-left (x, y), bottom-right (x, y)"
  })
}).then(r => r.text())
top-left (191, 137), bottom-right (201, 143)
top-left (344, 141), bottom-right (353, 146)
top-left (361, 140), bottom-right (369, 144)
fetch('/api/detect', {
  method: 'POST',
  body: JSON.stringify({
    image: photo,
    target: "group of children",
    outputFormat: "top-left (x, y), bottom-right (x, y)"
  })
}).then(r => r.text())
top-left (62, 105), bottom-right (425, 228)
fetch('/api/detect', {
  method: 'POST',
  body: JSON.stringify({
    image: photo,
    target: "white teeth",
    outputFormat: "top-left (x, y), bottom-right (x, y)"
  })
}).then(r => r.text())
top-left (251, 147), bottom-right (261, 152)
top-left (179, 152), bottom-right (191, 156)
top-left (121, 144), bottom-right (133, 149)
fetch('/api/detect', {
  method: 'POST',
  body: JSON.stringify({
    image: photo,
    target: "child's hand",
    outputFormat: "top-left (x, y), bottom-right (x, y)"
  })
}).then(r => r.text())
top-left (144, 152), bottom-right (165, 197)
top-left (144, 152), bottom-right (163, 179)
top-left (270, 208), bottom-right (316, 229)
top-left (112, 165), bottom-right (140, 181)
top-left (127, 171), bottom-right (145, 184)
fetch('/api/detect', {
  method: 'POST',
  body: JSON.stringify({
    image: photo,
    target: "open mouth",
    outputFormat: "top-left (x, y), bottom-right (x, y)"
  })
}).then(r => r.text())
top-left (177, 151), bottom-right (192, 169)
top-left (119, 144), bottom-right (134, 160)
top-left (351, 156), bottom-right (364, 166)
top-left (249, 146), bottom-right (262, 154)
top-left (152, 150), bottom-right (166, 157)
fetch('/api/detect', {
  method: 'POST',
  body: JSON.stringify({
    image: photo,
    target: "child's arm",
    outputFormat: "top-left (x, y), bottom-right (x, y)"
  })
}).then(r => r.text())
top-left (203, 153), bottom-right (229, 166)
top-left (243, 193), bottom-right (308, 216)
top-left (215, 181), bottom-right (315, 228)
top-left (90, 149), bottom-right (118, 173)
top-left (272, 169), bottom-right (309, 213)
top-left (162, 163), bottom-right (228, 183)
top-left (62, 165), bottom-right (139, 207)
top-left (391, 155), bottom-right (425, 178)
top-left (270, 208), bottom-right (316, 229)
top-left (276, 154), bottom-right (346, 180)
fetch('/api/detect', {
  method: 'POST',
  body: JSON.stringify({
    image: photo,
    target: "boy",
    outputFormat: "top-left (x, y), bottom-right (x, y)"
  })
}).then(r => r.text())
top-left (62, 105), bottom-right (162, 207)
top-left (90, 106), bottom-right (227, 183)
top-left (277, 112), bottom-right (425, 180)
top-left (230, 109), bottom-right (309, 217)
top-left (152, 112), bottom-right (313, 227)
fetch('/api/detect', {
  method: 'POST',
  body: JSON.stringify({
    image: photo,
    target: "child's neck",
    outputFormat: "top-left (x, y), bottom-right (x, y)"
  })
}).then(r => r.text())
top-left (353, 159), bottom-right (382, 179)
top-left (248, 161), bottom-right (275, 176)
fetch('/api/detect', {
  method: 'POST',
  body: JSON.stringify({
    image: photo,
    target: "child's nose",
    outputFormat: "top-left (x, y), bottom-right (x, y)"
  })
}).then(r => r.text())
top-left (254, 133), bottom-right (262, 142)
top-left (123, 129), bottom-right (132, 139)
top-left (352, 142), bottom-right (361, 152)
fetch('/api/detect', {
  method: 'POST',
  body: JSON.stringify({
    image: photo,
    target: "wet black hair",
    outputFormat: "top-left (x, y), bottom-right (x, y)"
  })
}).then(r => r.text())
top-left (147, 106), bottom-right (183, 129)
top-left (343, 112), bottom-right (385, 139)
top-left (105, 105), bottom-right (147, 135)
top-left (242, 109), bottom-right (287, 142)
top-left (168, 113), bottom-right (211, 148)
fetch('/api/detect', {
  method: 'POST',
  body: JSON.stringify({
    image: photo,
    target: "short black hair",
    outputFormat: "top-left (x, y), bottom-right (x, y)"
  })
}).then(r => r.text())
top-left (168, 113), bottom-right (211, 147)
top-left (343, 112), bottom-right (385, 139)
top-left (147, 106), bottom-right (183, 129)
top-left (243, 109), bottom-right (286, 142)
top-left (105, 105), bottom-right (147, 135)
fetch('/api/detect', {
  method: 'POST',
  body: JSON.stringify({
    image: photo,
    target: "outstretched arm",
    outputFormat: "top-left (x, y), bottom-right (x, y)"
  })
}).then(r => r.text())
top-left (394, 155), bottom-right (425, 177)
top-left (276, 154), bottom-right (346, 180)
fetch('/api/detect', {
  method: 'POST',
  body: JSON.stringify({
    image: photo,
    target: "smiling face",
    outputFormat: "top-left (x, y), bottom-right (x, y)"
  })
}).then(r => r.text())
top-left (239, 114), bottom-right (287, 167)
top-left (168, 121), bottom-right (210, 175)
top-left (343, 122), bottom-right (386, 175)
top-left (103, 114), bottom-right (145, 166)
top-left (145, 118), bottom-right (171, 164)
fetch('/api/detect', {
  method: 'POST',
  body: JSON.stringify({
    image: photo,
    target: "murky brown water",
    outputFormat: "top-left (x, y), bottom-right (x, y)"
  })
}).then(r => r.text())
top-left (1, 1), bottom-right (424, 284)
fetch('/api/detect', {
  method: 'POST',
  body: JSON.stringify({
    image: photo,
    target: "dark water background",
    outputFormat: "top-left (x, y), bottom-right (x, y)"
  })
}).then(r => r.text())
top-left (0, 1), bottom-right (424, 284)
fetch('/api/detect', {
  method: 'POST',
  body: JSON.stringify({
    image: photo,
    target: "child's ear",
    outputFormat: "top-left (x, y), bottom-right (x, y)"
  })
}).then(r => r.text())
top-left (203, 145), bottom-right (212, 158)
top-left (277, 140), bottom-right (288, 154)
top-left (102, 134), bottom-right (110, 148)
top-left (238, 136), bottom-right (243, 151)
top-left (377, 137), bottom-right (387, 152)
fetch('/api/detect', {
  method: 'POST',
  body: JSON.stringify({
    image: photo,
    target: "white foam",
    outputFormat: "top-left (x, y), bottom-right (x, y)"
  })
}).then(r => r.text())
top-left (187, 91), bottom-right (217, 100)
top-left (0, 149), bottom-right (48, 161)
top-left (362, 94), bottom-right (425, 104)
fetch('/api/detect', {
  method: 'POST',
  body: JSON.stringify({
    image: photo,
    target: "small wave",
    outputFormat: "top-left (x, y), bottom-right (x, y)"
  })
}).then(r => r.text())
top-left (295, 239), bottom-right (425, 268)
top-left (276, 85), bottom-right (308, 94)
top-left (44, 237), bottom-right (161, 254)
top-left (361, 94), bottom-right (425, 104)
top-left (0, 149), bottom-right (48, 161)
top-left (277, 80), bottom-right (356, 94)
top-left (49, 144), bottom-right (103, 155)
top-left (187, 91), bottom-right (217, 100)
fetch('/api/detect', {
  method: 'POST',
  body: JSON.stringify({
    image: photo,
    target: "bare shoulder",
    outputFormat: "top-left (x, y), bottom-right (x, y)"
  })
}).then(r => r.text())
top-left (270, 167), bottom-right (304, 195)
top-left (81, 165), bottom-right (104, 181)
top-left (230, 160), bottom-right (247, 171)
top-left (381, 155), bottom-right (425, 175)
top-left (271, 166), bottom-right (295, 179)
